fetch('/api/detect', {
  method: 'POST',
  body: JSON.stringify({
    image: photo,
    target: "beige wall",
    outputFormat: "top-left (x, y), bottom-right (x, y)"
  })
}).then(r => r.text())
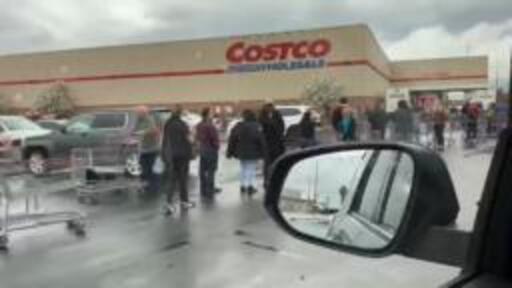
top-left (0, 25), bottom-right (376, 109)
top-left (0, 24), bottom-right (488, 110)
top-left (390, 56), bottom-right (488, 90)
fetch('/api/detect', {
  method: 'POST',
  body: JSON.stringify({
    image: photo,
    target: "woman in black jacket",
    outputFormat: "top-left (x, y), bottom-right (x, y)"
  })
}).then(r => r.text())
top-left (259, 103), bottom-right (285, 184)
top-left (298, 110), bottom-right (317, 148)
top-left (227, 109), bottom-right (266, 195)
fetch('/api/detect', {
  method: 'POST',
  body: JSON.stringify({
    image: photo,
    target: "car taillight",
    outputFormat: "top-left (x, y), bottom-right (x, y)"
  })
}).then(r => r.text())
top-left (0, 138), bottom-right (20, 148)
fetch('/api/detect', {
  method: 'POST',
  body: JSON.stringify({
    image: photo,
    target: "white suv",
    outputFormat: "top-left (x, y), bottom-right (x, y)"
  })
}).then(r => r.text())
top-left (0, 116), bottom-right (52, 162)
top-left (226, 105), bottom-right (320, 138)
top-left (275, 105), bottom-right (320, 131)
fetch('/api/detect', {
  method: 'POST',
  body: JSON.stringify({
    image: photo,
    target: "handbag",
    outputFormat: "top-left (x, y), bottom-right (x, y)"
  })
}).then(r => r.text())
top-left (152, 156), bottom-right (165, 174)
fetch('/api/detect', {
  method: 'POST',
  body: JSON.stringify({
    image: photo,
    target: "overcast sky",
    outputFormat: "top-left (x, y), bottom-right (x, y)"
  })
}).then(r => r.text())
top-left (1, 0), bottom-right (511, 87)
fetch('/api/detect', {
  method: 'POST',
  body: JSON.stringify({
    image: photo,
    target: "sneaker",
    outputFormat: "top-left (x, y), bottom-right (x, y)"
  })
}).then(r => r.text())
top-left (240, 186), bottom-right (247, 194)
top-left (214, 187), bottom-right (222, 194)
top-left (162, 204), bottom-right (175, 216)
top-left (180, 201), bottom-right (196, 209)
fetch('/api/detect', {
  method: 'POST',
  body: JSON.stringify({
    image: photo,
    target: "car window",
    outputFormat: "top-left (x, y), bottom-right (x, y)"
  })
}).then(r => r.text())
top-left (381, 154), bottom-right (414, 230)
top-left (277, 108), bottom-right (302, 117)
top-left (67, 114), bottom-right (94, 133)
top-left (90, 113), bottom-right (127, 129)
top-left (38, 122), bottom-right (60, 131)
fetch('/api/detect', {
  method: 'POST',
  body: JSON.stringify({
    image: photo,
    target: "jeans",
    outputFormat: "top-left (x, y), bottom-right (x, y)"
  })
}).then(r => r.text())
top-left (434, 124), bottom-right (445, 148)
top-left (240, 160), bottom-right (258, 188)
top-left (199, 151), bottom-right (218, 198)
top-left (165, 156), bottom-right (190, 204)
top-left (140, 152), bottom-right (158, 194)
top-left (467, 121), bottom-right (478, 140)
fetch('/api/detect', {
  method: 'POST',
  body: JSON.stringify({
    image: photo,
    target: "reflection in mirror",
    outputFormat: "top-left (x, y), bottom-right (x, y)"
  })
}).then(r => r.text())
top-left (279, 149), bottom-right (414, 250)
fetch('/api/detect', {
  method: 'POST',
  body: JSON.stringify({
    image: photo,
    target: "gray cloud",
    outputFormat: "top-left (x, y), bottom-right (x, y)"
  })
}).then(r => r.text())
top-left (0, 0), bottom-right (511, 59)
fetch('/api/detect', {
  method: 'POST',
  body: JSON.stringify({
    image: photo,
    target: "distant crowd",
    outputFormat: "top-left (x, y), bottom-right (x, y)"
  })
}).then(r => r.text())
top-left (134, 97), bottom-right (498, 215)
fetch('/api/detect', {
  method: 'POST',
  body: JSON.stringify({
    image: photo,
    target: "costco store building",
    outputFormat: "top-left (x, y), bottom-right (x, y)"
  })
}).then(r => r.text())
top-left (0, 24), bottom-right (489, 111)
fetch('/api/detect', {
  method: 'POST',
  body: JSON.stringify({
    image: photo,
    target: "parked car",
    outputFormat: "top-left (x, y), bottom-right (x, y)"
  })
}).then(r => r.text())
top-left (0, 116), bottom-right (52, 162)
top-left (37, 119), bottom-right (69, 132)
top-left (150, 108), bottom-right (201, 131)
top-left (275, 105), bottom-right (320, 131)
top-left (23, 110), bottom-right (158, 176)
top-left (226, 104), bottom-right (320, 140)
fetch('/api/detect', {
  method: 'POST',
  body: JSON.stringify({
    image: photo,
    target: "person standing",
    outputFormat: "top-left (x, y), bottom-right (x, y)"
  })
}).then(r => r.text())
top-left (337, 106), bottom-right (356, 142)
top-left (331, 98), bottom-right (349, 140)
top-left (227, 109), bottom-right (266, 195)
top-left (367, 100), bottom-right (388, 140)
top-left (433, 106), bottom-right (448, 151)
top-left (259, 103), bottom-right (285, 185)
top-left (136, 106), bottom-right (161, 196)
top-left (467, 102), bottom-right (481, 142)
top-left (393, 100), bottom-right (414, 142)
top-left (196, 107), bottom-right (220, 202)
top-left (486, 103), bottom-right (497, 136)
top-left (161, 106), bottom-right (195, 214)
top-left (298, 110), bottom-right (316, 148)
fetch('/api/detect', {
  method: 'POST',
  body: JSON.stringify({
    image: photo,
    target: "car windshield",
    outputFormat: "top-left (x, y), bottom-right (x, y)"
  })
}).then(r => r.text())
top-left (1, 117), bottom-right (43, 131)
top-left (0, 2), bottom-right (509, 288)
top-left (278, 108), bottom-right (302, 117)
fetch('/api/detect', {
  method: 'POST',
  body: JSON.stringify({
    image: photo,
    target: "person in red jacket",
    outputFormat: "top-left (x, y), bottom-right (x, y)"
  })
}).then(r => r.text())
top-left (196, 107), bottom-right (221, 201)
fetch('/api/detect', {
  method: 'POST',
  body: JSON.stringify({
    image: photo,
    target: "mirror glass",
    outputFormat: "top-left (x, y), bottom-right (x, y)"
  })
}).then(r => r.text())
top-left (279, 149), bottom-right (414, 250)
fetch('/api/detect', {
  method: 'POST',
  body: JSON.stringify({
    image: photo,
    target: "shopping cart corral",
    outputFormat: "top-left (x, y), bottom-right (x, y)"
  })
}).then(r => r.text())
top-left (71, 145), bottom-right (146, 205)
top-left (0, 161), bottom-right (86, 249)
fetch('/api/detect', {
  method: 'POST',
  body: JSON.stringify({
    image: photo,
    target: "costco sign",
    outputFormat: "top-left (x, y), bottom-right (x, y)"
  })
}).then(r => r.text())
top-left (226, 39), bottom-right (331, 73)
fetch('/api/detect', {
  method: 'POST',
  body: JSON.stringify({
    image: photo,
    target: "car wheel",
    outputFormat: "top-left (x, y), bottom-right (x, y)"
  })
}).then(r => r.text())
top-left (27, 151), bottom-right (48, 175)
top-left (125, 153), bottom-right (142, 177)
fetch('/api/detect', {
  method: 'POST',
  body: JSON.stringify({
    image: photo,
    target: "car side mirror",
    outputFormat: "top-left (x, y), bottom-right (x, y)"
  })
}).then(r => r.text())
top-left (265, 143), bottom-right (460, 258)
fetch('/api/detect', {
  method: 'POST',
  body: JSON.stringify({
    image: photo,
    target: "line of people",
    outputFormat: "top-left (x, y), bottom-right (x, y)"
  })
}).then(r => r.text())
top-left (138, 103), bottom-right (294, 215)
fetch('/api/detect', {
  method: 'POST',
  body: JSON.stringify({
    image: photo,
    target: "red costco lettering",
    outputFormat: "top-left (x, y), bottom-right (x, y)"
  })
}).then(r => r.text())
top-left (309, 39), bottom-right (331, 57)
top-left (226, 42), bottom-right (245, 63)
top-left (226, 39), bottom-right (331, 63)
top-left (262, 44), bottom-right (281, 61)
top-left (292, 41), bottom-right (308, 59)
top-left (244, 45), bottom-right (263, 62)
top-left (278, 42), bottom-right (294, 60)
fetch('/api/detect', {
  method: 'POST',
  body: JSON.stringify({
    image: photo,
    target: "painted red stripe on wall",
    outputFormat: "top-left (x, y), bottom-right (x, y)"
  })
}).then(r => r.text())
top-left (0, 69), bottom-right (225, 86)
top-left (391, 74), bottom-right (488, 82)
top-left (0, 60), bottom-right (487, 87)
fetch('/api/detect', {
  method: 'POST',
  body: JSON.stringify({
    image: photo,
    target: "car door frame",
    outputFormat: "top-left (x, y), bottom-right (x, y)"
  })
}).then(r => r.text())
top-left (444, 128), bottom-right (512, 286)
top-left (345, 150), bottom-right (404, 241)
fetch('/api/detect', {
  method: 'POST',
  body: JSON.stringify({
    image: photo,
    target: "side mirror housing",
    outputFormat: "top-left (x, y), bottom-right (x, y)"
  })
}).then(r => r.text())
top-left (264, 143), bottom-right (460, 257)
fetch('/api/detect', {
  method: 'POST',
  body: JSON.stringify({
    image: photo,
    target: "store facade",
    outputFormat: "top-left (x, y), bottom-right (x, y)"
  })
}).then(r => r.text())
top-left (0, 24), bottom-right (489, 111)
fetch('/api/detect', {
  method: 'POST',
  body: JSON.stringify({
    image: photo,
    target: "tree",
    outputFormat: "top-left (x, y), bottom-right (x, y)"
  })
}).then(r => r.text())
top-left (301, 77), bottom-right (344, 122)
top-left (34, 83), bottom-right (75, 117)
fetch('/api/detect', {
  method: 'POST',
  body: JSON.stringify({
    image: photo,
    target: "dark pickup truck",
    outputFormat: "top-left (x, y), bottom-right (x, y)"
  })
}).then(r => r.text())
top-left (24, 110), bottom-right (158, 176)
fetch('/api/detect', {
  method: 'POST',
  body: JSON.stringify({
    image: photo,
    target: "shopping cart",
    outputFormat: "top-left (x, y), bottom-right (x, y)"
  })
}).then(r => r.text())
top-left (71, 144), bottom-right (146, 205)
top-left (0, 160), bottom-right (86, 249)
